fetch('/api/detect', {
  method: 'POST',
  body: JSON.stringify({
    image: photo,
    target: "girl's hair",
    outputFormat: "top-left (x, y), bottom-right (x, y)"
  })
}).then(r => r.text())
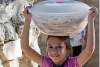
top-left (47, 35), bottom-right (73, 56)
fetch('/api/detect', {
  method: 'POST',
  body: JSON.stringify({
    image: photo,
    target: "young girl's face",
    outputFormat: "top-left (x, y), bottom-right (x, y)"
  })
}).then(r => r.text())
top-left (47, 37), bottom-right (70, 65)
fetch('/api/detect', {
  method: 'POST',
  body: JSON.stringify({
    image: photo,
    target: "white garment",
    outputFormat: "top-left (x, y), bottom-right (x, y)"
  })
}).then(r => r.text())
top-left (3, 39), bottom-right (22, 60)
top-left (70, 29), bottom-right (86, 47)
top-left (0, 60), bottom-right (3, 67)
top-left (9, 59), bottom-right (19, 67)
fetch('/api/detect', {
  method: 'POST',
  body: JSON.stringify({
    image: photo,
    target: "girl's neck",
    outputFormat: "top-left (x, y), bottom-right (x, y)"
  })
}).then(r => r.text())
top-left (54, 56), bottom-right (69, 65)
top-left (53, 61), bottom-right (65, 67)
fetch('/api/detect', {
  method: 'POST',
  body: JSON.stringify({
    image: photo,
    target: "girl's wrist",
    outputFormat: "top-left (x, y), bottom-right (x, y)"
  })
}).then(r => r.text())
top-left (88, 18), bottom-right (95, 23)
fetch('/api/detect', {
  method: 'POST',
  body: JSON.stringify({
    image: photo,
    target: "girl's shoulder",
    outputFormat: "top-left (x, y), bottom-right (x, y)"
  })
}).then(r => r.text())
top-left (65, 56), bottom-right (79, 67)
top-left (40, 56), bottom-right (53, 67)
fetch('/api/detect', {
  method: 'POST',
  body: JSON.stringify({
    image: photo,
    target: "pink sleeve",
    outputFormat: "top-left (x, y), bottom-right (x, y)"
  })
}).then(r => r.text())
top-left (40, 56), bottom-right (53, 67)
top-left (68, 57), bottom-right (79, 67)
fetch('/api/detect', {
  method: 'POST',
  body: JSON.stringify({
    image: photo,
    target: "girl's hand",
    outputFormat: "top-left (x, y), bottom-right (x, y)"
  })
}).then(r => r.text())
top-left (88, 7), bottom-right (98, 22)
top-left (23, 6), bottom-right (32, 22)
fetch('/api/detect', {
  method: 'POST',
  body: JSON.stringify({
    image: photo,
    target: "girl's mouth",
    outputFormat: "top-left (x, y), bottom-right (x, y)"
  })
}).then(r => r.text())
top-left (51, 55), bottom-right (59, 58)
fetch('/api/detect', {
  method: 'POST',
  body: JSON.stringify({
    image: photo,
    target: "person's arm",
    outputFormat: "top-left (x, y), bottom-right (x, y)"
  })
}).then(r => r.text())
top-left (20, 7), bottom-right (42, 65)
top-left (77, 7), bottom-right (98, 66)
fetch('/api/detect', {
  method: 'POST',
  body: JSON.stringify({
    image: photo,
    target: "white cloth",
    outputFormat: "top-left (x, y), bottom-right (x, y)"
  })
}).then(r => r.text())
top-left (3, 39), bottom-right (22, 60)
top-left (0, 60), bottom-right (3, 67)
top-left (9, 59), bottom-right (19, 67)
top-left (70, 29), bottom-right (86, 47)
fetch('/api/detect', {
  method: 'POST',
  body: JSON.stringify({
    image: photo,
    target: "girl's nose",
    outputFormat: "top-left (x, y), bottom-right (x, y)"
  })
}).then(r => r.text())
top-left (51, 48), bottom-right (58, 54)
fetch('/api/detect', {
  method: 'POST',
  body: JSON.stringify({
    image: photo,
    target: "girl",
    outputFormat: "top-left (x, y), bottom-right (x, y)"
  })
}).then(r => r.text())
top-left (21, 6), bottom-right (98, 67)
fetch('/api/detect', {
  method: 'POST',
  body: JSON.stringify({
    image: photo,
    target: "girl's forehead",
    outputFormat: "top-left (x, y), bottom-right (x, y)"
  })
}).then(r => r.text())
top-left (47, 38), bottom-right (65, 46)
top-left (47, 39), bottom-right (63, 45)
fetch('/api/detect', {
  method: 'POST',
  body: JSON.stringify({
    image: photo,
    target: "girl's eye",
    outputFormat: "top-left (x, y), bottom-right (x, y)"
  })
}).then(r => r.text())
top-left (57, 46), bottom-right (62, 48)
top-left (49, 46), bottom-right (53, 48)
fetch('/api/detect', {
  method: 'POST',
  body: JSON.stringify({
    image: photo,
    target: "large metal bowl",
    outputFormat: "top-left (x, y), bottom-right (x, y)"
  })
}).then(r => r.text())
top-left (30, 0), bottom-right (90, 36)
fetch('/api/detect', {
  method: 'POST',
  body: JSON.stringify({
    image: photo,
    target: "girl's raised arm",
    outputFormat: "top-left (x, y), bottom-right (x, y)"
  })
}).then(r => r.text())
top-left (20, 7), bottom-right (42, 65)
top-left (77, 7), bottom-right (98, 66)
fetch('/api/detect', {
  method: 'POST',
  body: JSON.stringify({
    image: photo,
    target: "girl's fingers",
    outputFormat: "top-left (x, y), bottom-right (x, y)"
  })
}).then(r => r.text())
top-left (23, 5), bottom-right (31, 12)
top-left (24, 5), bottom-right (32, 13)
top-left (26, 6), bottom-right (32, 9)
top-left (89, 7), bottom-right (98, 15)
top-left (88, 7), bottom-right (98, 22)
top-left (23, 8), bottom-right (28, 14)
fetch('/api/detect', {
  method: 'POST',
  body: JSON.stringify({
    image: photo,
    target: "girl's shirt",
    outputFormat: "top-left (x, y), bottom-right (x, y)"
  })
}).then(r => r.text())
top-left (40, 56), bottom-right (79, 67)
